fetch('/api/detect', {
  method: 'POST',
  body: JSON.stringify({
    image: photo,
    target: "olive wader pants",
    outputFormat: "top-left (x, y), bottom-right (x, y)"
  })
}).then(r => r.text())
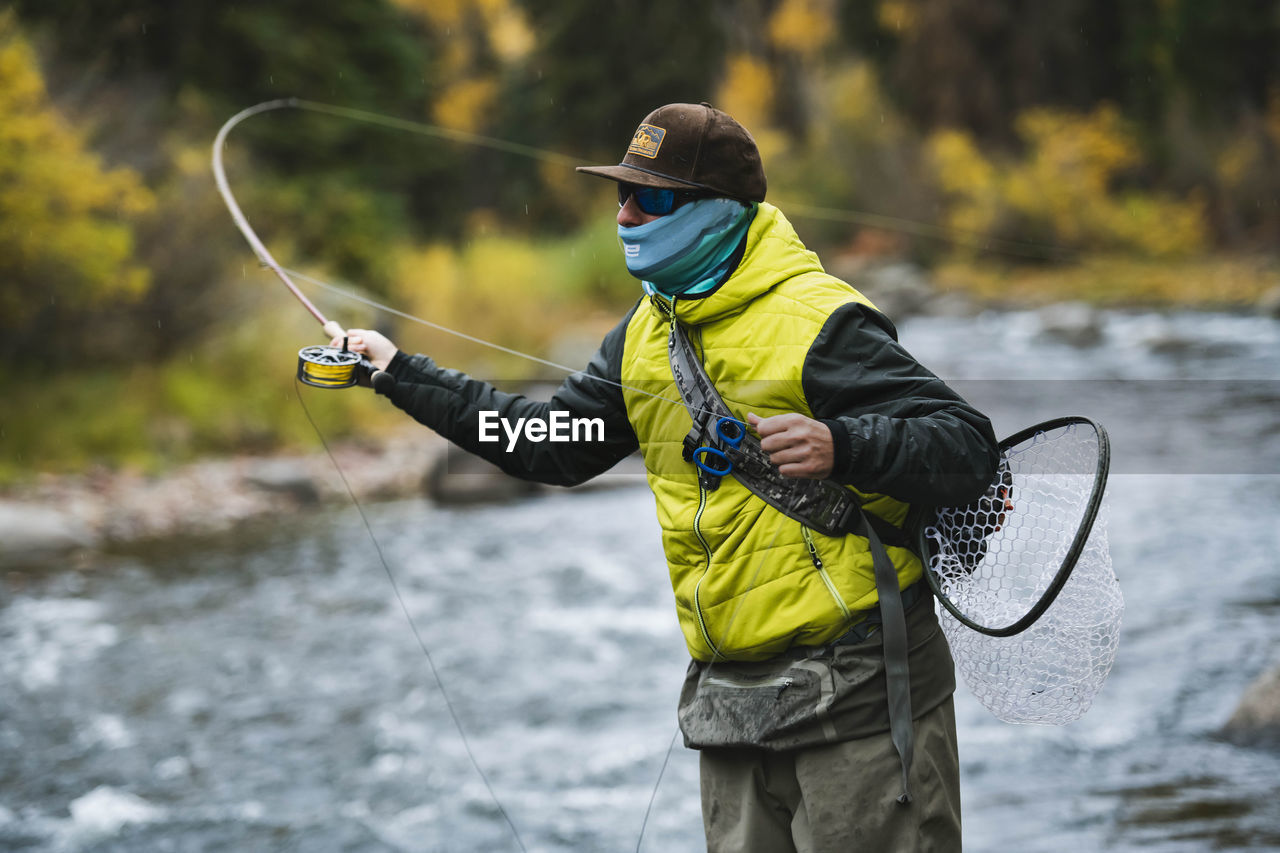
top-left (699, 696), bottom-right (961, 852)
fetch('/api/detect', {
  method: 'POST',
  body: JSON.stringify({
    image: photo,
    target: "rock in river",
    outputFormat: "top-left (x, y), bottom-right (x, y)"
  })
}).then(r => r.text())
top-left (0, 500), bottom-right (97, 563)
top-left (1221, 663), bottom-right (1280, 749)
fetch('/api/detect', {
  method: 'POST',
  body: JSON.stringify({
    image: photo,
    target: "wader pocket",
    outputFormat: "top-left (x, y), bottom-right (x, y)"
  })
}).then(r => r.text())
top-left (677, 601), bottom-right (956, 751)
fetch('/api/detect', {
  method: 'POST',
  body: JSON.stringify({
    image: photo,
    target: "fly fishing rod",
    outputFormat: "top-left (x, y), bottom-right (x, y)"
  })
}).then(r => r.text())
top-left (211, 98), bottom-right (394, 392)
top-left (212, 99), bottom-right (534, 852)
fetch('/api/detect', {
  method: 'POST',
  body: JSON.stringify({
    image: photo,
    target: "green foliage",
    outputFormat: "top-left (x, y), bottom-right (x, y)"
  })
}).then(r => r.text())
top-left (838, 0), bottom-right (1280, 140)
top-left (245, 172), bottom-right (406, 296)
top-left (12, 0), bottom-right (432, 113)
top-left (0, 11), bottom-right (154, 361)
top-left (13, 0), bottom-right (472, 274)
top-left (1122, 0), bottom-right (1280, 126)
top-left (0, 305), bottom-right (401, 484)
top-left (0, 222), bottom-right (636, 484)
top-left (503, 0), bottom-right (725, 154)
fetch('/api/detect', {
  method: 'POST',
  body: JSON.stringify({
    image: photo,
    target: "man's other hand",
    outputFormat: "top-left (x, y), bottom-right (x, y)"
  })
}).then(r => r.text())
top-left (747, 412), bottom-right (834, 480)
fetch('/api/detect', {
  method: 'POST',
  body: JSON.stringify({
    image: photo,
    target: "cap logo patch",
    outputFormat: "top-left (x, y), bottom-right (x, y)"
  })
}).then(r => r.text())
top-left (628, 124), bottom-right (665, 159)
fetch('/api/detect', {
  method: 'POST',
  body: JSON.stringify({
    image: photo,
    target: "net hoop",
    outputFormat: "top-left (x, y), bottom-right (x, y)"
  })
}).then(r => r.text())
top-left (922, 415), bottom-right (1123, 725)
top-left (921, 416), bottom-right (1110, 637)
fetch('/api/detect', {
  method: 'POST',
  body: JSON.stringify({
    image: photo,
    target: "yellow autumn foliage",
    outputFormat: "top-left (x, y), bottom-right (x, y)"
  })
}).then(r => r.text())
top-left (392, 0), bottom-right (531, 56)
top-left (929, 104), bottom-right (1207, 257)
top-left (825, 63), bottom-right (910, 148)
top-left (391, 0), bottom-right (532, 132)
top-left (877, 0), bottom-right (919, 35)
top-left (390, 216), bottom-right (623, 378)
top-left (1216, 87), bottom-right (1280, 193)
top-left (715, 53), bottom-right (786, 164)
top-left (768, 0), bottom-right (836, 56)
top-left (478, 0), bottom-right (535, 63)
top-left (717, 54), bottom-right (775, 133)
top-left (0, 11), bottom-right (154, 323)
top-left (433, 77), bottom-right (500, 133)
top-left (928, 129), bottom-right (1002, 236)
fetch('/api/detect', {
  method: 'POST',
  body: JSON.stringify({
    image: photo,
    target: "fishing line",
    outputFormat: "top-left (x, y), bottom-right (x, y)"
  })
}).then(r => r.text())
top-left (633, 727), bottom-right (681, 852)
top-left (215, 100), bottom-right (780, 851)
top-left (631, 512), bottom-right (789, 852)
top-left (293, 378), bottom-right (528, 853)
top-left (280, 249), bottom-right (798, 845)
top-left (261, 98), bottom-right (1078, 261)
top-left (280, 252), bottom-right (797, 851)
top-left (294, 98), bottom-right (582, 170)
top-left (218, 97), bottom-right (1004, 850)
top-left (217, 95), bottom-right (1072, 418)
top-left (217, 100), bottom-right (534, 851)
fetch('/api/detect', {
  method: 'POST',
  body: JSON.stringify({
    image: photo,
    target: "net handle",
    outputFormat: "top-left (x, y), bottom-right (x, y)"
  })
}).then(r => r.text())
top-left (921, 415), bottom-right (1111, 638)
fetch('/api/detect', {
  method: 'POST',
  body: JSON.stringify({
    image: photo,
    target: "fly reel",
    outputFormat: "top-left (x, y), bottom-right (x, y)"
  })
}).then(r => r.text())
top-left (297, 343), bottom-right (366, 388)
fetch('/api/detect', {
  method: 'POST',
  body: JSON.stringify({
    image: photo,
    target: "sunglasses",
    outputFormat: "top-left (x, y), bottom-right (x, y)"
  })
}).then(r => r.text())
top-left (617, 183), bottom-right (705, 216)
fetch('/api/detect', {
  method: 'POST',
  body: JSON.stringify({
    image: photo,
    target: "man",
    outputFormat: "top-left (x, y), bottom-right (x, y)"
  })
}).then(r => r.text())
top-left (339, 103), bottom-right (999, 852)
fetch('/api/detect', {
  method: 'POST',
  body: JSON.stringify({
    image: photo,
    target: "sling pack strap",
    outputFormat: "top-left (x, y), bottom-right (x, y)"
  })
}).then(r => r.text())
top-left (666, 319), bottom-right (915, 803)
top-left (668, 322), bottom-right (912, 548)
top-left (667, 323), bottom-right (852, 532)
top-left (856, 512), bottom-right (915, 804)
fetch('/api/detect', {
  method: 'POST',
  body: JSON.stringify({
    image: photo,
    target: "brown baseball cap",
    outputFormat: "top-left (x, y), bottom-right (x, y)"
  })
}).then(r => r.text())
top-left (576, 103), bottom-right (766, 202)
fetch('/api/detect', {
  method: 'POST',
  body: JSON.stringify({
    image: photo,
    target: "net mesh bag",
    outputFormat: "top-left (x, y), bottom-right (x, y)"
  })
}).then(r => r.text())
top-left (925, 422), bottom-right (1124, 725)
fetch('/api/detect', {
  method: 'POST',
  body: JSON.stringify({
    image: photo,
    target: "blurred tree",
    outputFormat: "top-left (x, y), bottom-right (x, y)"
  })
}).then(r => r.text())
top-left (386, 0), bottom-right (546, 229)
top-left (12, 0), bottom-right (473, 258)
top-left (838, 0), bottom-right (1126, 143)
top-left (838, 0), bottom-right (1280, 144)
top-left (1131, 0), bottom-right (1280, 124)
top-left (763, 0), bottom-right (839, 138)
top-left (0, 11), bottom-right (154, 365)
top-left (392, 0), bottom-right (535, 133)
top-left (830, 0), bottom-right (1280, 249)
top-left (500, 0), bottom-right (727, 160)
top-left (11, 0), bottom-right (431, 117)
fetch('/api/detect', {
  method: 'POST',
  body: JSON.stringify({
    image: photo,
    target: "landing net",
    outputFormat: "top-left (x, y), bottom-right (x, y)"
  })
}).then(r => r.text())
top-left (925, 419), bottom-right (1123, 724)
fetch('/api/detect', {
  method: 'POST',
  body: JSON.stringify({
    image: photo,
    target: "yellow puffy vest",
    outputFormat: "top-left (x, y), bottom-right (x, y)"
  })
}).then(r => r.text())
top-left (620, 203), bottom-right (922, 661)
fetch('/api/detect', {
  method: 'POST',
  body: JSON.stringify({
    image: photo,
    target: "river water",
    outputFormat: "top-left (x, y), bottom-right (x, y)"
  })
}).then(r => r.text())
top-left (2, 308), bottom-right (1279, 852)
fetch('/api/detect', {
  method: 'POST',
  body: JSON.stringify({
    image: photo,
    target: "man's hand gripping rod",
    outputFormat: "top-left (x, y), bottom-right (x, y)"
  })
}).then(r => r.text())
top-left (212, 98), bottom-right (394, 393)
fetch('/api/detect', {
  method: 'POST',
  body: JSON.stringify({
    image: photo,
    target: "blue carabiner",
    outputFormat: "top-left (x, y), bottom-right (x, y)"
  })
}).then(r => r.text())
top-left (693, 446), bottom-right (733, 477)
top-left (715, 416), bottom-right (746, 449)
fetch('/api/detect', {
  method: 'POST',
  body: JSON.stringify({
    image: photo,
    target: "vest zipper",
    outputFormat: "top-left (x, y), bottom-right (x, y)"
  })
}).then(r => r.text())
top-left (802, 526), bottom-right (852, 623)
top-left (692, 481), bottom-right (722, 658)
top-left (673, 304), bottom-right (722, 659)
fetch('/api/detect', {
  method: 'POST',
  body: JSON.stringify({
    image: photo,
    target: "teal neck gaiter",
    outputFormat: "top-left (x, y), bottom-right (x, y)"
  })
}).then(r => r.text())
top-left (618, 199), bottom-right (757, 298)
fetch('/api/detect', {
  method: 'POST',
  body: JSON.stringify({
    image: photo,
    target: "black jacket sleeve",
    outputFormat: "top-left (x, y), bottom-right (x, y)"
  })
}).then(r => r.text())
top-left (379, 303), bottom-right (640, 487)
top-left (803, 302), bottom-right (999, 507)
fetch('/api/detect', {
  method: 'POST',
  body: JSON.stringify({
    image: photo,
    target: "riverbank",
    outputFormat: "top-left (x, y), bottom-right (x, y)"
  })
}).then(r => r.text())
top-left (0, 430), bottom-right (445, 570)
top-left (932, 254), bottom-right (1280, 312)
top-left (1, 422), bottom-right (650, 572)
